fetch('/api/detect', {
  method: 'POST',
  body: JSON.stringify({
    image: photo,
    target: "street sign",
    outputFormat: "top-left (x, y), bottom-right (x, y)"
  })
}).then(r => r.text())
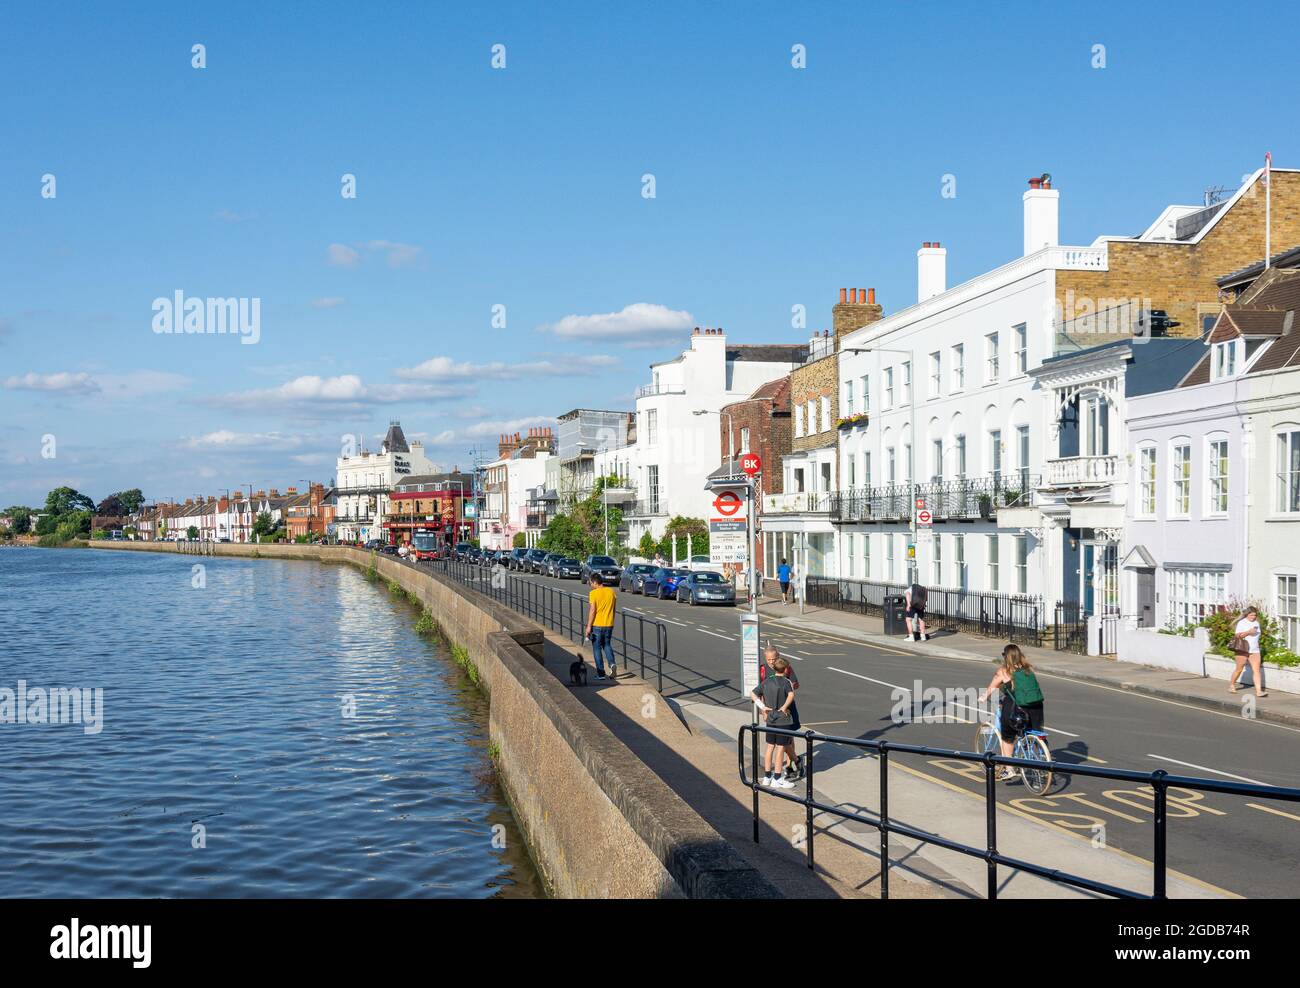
top-left (741, 453), bottom-right (762, 476)
top-left (710, 520), bottom-right (747, 564)
top-left (740, 611), bottom-right (761, 700)
top-left (907, 543), bottom-right (916, 559)
top-left (917, 509), bottom-right (933, 526)
top-left (915, 497), bottom-right (927, 510)
top-left (713, 490), bottom-right (743, 517)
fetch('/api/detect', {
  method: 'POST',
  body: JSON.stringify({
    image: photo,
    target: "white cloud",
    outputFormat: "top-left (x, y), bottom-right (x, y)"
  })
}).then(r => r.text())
top-left (396, 353), bottom-right (617, 381)
top-left (212, 374), bottom-right (470, 410)
top-left (311, 297), bottom-right (345, 309)
top-left (361, 240), bottom-right (422, 268)
top-left (183, 430), bottom-right (307, 451)
top-left (95, 371), bottom-right (191, 399)
top-left (327, 243), bottom-right (361, 268)
top-left (2, 371), bottom-right (100, 395)
top-left (541, 302), bottom-right (694, 344)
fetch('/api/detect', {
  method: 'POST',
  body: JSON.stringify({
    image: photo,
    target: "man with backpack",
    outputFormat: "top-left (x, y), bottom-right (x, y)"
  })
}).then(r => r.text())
top-left (903, 581), bottom-right (929, 642)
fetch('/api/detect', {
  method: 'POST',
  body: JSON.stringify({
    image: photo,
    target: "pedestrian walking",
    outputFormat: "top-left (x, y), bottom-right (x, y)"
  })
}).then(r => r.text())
top-left (758, 645), bottom-right (802, 780)
top-left (751, 654), bottom-right (797, 789)
top-left (777, 558), bottom-right (792, 604)
top-left (584, 573), bottom-right (618, 681)
top-left (1229, 606), bottom-right (1269, 698)
top-left (904, 580), bottom-right (929, 641)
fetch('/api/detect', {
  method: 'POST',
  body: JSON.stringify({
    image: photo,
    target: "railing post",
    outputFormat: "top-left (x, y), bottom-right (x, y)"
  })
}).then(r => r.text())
top-left (751, 726), bottom-right (760, 843)
top-left (804, 731), bottom-right (815, 871)
top-left (1152, 769), bottom-right (1168, 899)
top-left (879, 741), bottom-right (890, 900)
top-left (984, 751), bottom-right (998, 899)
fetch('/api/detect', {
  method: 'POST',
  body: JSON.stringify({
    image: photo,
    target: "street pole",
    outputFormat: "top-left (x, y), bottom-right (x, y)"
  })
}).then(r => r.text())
top-left (749, 473), bottom-right (758, 613)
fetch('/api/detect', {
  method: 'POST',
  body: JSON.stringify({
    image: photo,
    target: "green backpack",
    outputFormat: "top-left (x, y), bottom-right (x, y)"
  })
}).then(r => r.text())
top-left (1008, 668), bottom-right (1043, 705)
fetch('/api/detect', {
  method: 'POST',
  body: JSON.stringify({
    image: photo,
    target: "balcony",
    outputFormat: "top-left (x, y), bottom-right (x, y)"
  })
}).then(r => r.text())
top-left (763, 491), bottom-right (832, 514)
top-left (832, 475), bottom-right (1038, 523)
top-left (1044, 456), bottom-right (1119, 488)
top-left (624, 500), bottom-right (666, 518)
top-left (634, 383), bottom-right (686, 399)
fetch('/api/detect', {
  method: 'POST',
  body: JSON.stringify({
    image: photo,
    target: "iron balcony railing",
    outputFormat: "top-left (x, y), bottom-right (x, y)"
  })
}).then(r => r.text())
top-left (738, 724), bottom-right (1300, 899)
top-left (633, 383), bottom-right (687, 399)
top-left (624, 499), bottom-right (665, 518)
top-left (439, 557), bottom-right (669, 692)
top-left (805, 575), bottom-right (1043, 646)
top-left (831, 474), bottom-right (1038, 523)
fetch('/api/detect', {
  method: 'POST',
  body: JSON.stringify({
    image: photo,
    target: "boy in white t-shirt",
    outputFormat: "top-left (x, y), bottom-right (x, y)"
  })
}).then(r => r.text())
top-left (1229, 606), bottom-right (1268, 698)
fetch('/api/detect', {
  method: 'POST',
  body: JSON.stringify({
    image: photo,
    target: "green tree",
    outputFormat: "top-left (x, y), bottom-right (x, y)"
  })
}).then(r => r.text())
top-left (186, 525), bottom-right (200, 540)
top-left (34, 514), bottom-right (59, 536)
top-left (658, 516), bottom-right (709, 560)
top-left (44, 486), bottom-right (96, 516)
top-left (252, 512), bottom-right (276, 537)
top-left (117, 489), bottom-right (145, 514)
top-left (2, 506), bottom-right (32, 534)
top-left (637, 531), bottom-right (657, 558)
top-left (512, 532), bottom-right (527, 548)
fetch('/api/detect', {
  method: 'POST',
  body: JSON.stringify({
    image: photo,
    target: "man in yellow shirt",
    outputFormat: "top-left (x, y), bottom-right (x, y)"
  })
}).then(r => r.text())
top-left (585, 574), bottom-right (618, 681)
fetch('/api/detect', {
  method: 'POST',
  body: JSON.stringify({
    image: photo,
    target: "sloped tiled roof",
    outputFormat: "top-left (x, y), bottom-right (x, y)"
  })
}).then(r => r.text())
top-left (1183, 269), bottom-right (1300, 386)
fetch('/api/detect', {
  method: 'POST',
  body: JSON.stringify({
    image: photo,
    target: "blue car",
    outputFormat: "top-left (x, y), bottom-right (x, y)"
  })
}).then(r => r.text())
top-left (645, 567), bottom-right (690, 599)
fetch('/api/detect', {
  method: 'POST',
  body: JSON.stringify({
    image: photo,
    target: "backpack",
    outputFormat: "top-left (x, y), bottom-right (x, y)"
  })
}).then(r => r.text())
top-left (910, 583), bottom-right (928, 607)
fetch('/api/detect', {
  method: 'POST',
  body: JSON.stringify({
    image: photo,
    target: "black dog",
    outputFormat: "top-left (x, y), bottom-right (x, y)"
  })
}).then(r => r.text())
top-left (569, 659), bottom-right (588, 686)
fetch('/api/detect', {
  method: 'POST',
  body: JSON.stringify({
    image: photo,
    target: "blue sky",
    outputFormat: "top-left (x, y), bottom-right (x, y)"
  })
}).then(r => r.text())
top-left (1, 0), bottom-right (1296, 508)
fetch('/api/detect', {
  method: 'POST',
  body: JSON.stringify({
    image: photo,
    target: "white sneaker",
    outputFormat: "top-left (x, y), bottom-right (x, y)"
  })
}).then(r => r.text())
top-left (760, 775), bottom-right (774, 787)
top-left (775, 776), bottom-right (796, 789)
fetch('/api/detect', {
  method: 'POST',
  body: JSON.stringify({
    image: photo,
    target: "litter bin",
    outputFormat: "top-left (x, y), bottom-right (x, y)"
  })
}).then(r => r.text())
top-left (884, 594), bottom-right (908, 637)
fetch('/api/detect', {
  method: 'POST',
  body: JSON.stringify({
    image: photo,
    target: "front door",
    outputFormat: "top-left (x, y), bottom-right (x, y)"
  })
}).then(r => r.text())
top-left (1082, 544), bottom-right (1096, 615)
top-left (1136, 568), bottom-right (1155, 627)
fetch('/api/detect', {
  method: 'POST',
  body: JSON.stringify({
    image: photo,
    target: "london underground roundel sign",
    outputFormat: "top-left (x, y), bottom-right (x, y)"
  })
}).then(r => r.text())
top-left (713, 490), bottom-right (743, 516)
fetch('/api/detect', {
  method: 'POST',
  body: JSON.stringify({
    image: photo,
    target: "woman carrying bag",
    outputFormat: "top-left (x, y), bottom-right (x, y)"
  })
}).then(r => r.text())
top-left (980, 644), bottom-right (1045, 782)
top-left (1229, 606), bottom-right (1268, 698)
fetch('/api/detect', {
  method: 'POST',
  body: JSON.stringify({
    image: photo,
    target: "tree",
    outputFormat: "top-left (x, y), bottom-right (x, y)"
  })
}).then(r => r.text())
top-left (117, 489), bottom-right (145, 514)
top-left (539, 476), bottom-right (631, 559)
top-left (637, 531), bottom-right (657, 559)
top-left (2, 506), bottom-right (32, 534)
top-left (96, 494), bottom-right (125, 516)
top-left (252, 512), bottom-right (275, 537)
top-left (658, 516), bottom-right (709, 560)
top-left (44, 487), bottom-right (96, 516)
top-left (512, 532), bottom-right (527, 548)
top-left (186, 525), bottom-right (200, 540)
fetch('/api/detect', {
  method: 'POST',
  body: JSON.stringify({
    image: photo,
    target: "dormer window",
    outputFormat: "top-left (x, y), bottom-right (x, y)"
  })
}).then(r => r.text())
top-left (1211, 340), bottom-right (1238, 379)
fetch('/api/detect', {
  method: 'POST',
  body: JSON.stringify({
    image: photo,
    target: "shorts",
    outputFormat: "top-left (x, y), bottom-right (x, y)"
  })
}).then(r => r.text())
top-left (999, 697), bottom-right (1044, 742)
top-left (779, 581), bottom-right (790, 593)
top-left (906, 605), bottom-right (926, 618)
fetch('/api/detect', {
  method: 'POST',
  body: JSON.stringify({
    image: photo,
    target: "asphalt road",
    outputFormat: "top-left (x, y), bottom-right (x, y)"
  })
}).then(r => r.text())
top-left (492, 564), bottom-right (1300, 898)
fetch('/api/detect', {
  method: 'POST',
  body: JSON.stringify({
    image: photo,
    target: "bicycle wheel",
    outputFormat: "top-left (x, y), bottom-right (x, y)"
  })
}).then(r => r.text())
top-left (975, 722), bottom-right (1000, 756)
top-left (1017, 734), bottom-right (1053, 795)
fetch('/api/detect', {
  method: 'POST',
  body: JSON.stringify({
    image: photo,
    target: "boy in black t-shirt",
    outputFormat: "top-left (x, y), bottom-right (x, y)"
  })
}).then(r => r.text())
top-left (753, 651), bottom-right (798, 788)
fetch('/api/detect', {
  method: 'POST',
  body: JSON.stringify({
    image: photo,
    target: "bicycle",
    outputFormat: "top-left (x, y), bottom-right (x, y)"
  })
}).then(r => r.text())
top-left (975, 703), bottom-right (1053, 795)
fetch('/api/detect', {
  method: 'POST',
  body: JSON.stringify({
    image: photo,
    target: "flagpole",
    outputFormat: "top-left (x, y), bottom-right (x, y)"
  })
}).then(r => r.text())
top-left (1265, 151), bottom-right (1272, 269)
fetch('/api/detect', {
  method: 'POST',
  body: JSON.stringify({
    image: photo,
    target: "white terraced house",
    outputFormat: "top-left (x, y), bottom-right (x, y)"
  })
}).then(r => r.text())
top-left (334, 422), bottom-right (436, 543)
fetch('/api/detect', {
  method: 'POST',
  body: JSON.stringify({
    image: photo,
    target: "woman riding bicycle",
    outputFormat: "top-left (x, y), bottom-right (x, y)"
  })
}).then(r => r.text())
top-left (980, 644), bottom-right (1045, 782)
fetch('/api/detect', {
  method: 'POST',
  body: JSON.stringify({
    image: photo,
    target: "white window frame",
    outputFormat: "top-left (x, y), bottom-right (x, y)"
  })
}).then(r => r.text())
top-left (1205, 435), bottom-right (1229, 516)
top-left (902, 361), bottom-right (912, 404)
top-left (1212, 340), bottom-right (1238, 380)
top-left (932, 533), bottom-right (943, 586)
top-left (1276, 427), bottom-right (1300, 515)
top-left (740, 426), bottom-right (750, 454)
top-left (1013, 323), bottom-right (1027, 376)
top-left (646, 408), bottom-right (658, 445)
top-left (1170, 441), bottom-right (1191, 517)
top-left (929, 351), bottom-right (942, 399)
top-left (844, 379), bottom-right (855, 415)
top-left (1167, 569), bottom-right (1226, 630)
top-left (1014, 535), bottom-right (1028, 594)
top-left (951, 344), bottom-right (965, 391)
top-left (794, 404), bottom-right (804, 438)
top-left (984, 332), bottom-right (1000, 384)
top-left (861, 375), bottom-right (870, 412)
top-left (987, 534), bottom-right (999, 591)
top-left (1276, 571), bottom-right (1299, 652)
top-left (1137, 444), bottom-right (1158, 518)
top-left (954, 534), bottom-right (967, 590)
top-left (883, 367), bottom-right (895, 410)
top-left (821, 395), bottom-right (831, 433)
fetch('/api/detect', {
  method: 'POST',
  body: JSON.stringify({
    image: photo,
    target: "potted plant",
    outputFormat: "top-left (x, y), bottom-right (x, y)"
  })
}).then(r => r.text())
top-left (978, 494), bottom-right (993, 519)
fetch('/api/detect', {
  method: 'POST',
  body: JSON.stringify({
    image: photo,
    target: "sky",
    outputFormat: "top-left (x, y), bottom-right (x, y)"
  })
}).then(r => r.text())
top-left (1, 0), bottom-right (1296, 509)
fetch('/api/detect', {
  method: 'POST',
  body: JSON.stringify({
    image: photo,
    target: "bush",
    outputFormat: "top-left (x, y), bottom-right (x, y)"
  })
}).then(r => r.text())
top-left (1199, 600), bottom-right (1299, 666)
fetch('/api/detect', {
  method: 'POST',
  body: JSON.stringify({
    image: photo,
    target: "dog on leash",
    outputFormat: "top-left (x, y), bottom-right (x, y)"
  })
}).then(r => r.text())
top-left (569, 658), bottom-right (588, 686)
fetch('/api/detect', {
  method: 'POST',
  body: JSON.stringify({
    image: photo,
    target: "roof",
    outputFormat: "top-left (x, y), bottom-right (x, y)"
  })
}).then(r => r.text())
top-left (722, 374), bottom-right (792, 413)
top-left (1039, 337), bottom-right (1205, 396)
top-left (395, 472), bottom-right (475, 488)
top-left (381, 422), bottom-right (409, 454)
top-left (1181, 270), bottom-right (1300, 386)
top-left (1217, 243), bottom-right (1300, 289)
top-left (727, 344), bottom-right (810, 364)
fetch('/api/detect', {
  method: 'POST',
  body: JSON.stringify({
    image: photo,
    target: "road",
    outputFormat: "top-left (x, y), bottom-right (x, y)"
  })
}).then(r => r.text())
top-left (489, 564), bottom-right (1300, 897)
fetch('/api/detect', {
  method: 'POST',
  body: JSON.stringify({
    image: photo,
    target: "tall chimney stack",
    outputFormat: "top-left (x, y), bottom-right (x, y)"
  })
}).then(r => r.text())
top-left (833, 285), bottom-right (885, 342)
top-left (1023, 174), bottom-right (1059, 255)
top-left (917, 243), bottom-right (947, 302)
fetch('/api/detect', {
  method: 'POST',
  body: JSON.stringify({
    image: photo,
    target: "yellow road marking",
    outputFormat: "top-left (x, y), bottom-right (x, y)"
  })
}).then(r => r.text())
top-left (1247, 802), bottom-right (1300, 823)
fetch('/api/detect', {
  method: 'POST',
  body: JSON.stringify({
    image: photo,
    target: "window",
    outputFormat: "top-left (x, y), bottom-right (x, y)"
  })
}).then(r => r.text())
top-left (646, 465), bottom-right (660, 513)
top-left (821, 396), bottom-right (831, 432)
top-left (929, 352), bottom-right (942, 398)
top-left (1207, 438), bottom-right (1228, 515)
top-left (886, 535), bottom-right (895, 581)
top-left (862, 532), bottom-right (871, 579)
top-left (1171, 443), bottom-right (1191, 515)
top-left (884, 368), bottom-right (894, 409)
top-left (809, 400), bottom-right (820, 434)
top-left (887, 447), bottom-right (896, 484)
top-left (931, 439), bottom-right (944, 482)
top-left (646, 409), bottom-right (658, 445)
top-left (845, 380), bottom-right (855, 415)
top-left (1167, 570), bottom-right (1226, 629)
top-left (903, 443), bottom-right (912, 483)
top-left (794, 405), bottom-right (804, 438)
top-left (902, 361), bottom-right (912, 403)
top-left (1138, 446), bottom-right (1157, 516)
top-left (989, 430), bottom-right (1002, 483)
top-left (1277, 429), bottom-right (1300, 513)
top-left (1016, 425), bottom-right (1031, 490)
top-left (1278, 574), bottom-right (1299, 651)
top-left (861, 375), bottom-right (870, 412)
top-left (954, 435), bottom-right (967, 479)
top-left (932, 534), bottom-right (943, 586)
top-left (1014, 536), bottom-right (1028, 594)
top-left (1212, 340), bottom-right (1238, 380)
top-left (951, 344), bottom-right (965, 390)
top-left (987, 535), bottom-right (1000, 591)
top-left (985, 333), bottom-right (999, 383)
top-left (862, 451), bottom-right (872, 488)
top-left (740, 426), bottom-right (750, 454)
top-left (848, 534), bottom-right (856, 578)
top-left (1013, 324), bottom-right (1027, 375)
top-left (954, 534), bottom-right (967, 590)
top-left (847, 452), bottom-right (856, 488)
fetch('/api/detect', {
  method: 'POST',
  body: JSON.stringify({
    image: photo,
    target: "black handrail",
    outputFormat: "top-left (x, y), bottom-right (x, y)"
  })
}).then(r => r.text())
top-left (738, 724), bottom-right (1300, 899)
top-left (439, 557), bottom-right (668, 691)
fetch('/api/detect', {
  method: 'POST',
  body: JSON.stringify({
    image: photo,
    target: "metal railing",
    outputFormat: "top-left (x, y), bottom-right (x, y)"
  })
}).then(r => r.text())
top-left (440, 558), bottom-right (669, 691)
top-left (831, 475), bottom-right (1038, 523)
top-left (738, 724), bottom-right (1300, 899)
top-left (806, 576), bottom-right (1043, 646)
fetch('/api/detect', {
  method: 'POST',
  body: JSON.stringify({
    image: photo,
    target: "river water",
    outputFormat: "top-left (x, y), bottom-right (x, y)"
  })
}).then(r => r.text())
top-left (0, 547), bottom-right (542, 898)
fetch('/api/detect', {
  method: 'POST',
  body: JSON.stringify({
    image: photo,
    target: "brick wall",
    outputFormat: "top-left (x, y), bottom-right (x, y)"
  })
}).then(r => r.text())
top-left (720, 395), bottom-right (790, 496)
top-left (1057, 171), bottom-right (1300, 338)
top-left (790, 350), bottom-right (839, 453)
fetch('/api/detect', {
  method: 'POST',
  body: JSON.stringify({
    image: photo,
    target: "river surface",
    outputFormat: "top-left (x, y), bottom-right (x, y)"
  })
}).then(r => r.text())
top-left (0, 547), bottom-right (542, 898)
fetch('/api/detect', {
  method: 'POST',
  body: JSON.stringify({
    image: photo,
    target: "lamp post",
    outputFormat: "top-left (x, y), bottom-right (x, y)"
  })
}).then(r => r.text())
top-left (694, 408), bottom-right (756, 609)
top-left (843, 346), bottom-right (918, 584)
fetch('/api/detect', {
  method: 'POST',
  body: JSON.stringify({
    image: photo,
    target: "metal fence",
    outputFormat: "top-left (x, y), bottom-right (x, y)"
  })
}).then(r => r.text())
top-left (1054, 602), bottom-right (1087, 653)
top-left (806, 575), bottom-right (1043, 646)
top-left (738, 724), bottom-right (1300, 899)
top-left (440, 558), bottom-right (669, 691)
top-left (830, 474), bottom-right (1039, 524)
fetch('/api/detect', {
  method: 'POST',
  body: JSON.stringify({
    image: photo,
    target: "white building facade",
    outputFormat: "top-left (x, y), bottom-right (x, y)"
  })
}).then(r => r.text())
top-left (334, 423), bottom-right (435, 543)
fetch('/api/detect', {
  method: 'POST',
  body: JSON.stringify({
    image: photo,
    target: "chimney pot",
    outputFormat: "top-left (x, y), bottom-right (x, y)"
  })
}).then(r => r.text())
top-left (868, 287), bottom-right (876, 304)
top-left (1028, 177), bottom-right (1042, 189)
top-left (849, 288), bottom-right (857, 303)
top-left (839, 288), bottom-right (847, 304)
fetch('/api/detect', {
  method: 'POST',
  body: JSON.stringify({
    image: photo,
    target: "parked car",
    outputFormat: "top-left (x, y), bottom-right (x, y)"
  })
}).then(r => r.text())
top-left (525, 548), bottom-right (549, 573)
top-left (580, 555), bottom-right (622, 585)
top-left (380, 544), bottom-right (400, 555)
top-left (363, 539), bottom-right (384, 551)
top-left (619, 563), bottom-right (658, 594)
top-left (542, 552), bottom-right (566, 577)
top-left (644, 566), bottom-right (689, 599)
top-left (675, 570), bottom-right (736, 605)
top-left (509, 547), bottom-right (530, 570)
top-left (553, 557), bottom-right (582, 579)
